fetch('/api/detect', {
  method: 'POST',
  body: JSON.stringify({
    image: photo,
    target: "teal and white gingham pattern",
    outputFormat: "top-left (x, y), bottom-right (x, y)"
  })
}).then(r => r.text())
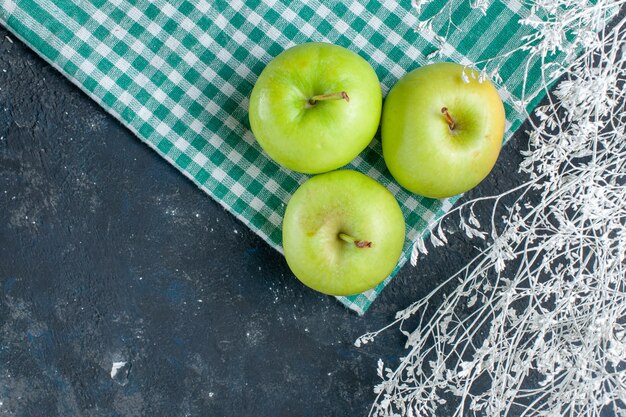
top-left (1, 0), bottom-right (556, 314)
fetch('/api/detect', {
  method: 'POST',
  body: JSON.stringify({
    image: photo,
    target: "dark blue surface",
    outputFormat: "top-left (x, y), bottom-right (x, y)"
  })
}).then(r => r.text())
top-left (0, 26), bottom-right (530, 416)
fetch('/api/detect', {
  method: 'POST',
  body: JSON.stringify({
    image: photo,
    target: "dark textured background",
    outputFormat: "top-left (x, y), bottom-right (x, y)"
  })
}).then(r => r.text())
top-left (0, 26), bottom-right (528, 417)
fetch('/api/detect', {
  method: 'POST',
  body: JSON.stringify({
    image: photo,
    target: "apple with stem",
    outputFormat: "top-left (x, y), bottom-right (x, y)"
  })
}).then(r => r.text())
top-left (249, 43), bottom-right (382, 174)
top-left (282, 170), bottom-right (405, 296)
top-left (382, 62), bottom-right (506, 198)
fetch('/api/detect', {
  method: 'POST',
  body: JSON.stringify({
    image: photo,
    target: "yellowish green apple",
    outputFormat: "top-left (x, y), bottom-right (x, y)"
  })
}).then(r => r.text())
top-left (382, 62), bottom-right (505, 198)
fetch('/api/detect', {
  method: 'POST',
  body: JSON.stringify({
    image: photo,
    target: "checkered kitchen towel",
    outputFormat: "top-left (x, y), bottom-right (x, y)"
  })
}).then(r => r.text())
top-left (0, 0), bottom-right (562, 314)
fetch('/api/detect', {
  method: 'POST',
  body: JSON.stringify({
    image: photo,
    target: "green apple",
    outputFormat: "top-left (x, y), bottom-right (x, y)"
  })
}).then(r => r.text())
top-left (282, 170), bottom-right (405, 296)
top-left (249, 43), bottom-right (382, 174)
top-left (382, 62), bottom-right (505, 198)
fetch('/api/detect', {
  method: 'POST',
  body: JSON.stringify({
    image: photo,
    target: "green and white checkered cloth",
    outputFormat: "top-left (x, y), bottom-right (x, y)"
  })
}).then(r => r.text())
top-left (1, 0), bottom-right (556, 314)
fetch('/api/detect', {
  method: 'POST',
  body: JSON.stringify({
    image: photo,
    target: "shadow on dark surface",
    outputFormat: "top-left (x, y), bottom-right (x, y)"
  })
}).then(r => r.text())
top-left (0, 26), bottom-right (530, 416)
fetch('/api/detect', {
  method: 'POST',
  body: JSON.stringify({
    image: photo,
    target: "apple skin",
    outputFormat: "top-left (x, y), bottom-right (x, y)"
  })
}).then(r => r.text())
top-left (249, 43), bottom-right (382, 174)
top-left (282, 170), bottom-right (405, 296)
top-left (382, 62), bottom-right (505, 198)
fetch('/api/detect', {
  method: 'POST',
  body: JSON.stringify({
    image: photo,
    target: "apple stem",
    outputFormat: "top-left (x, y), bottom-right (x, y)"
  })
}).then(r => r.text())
top-left (308, 91), bottom-right (350, 106)
top-left (338, 233), bottom-right (372, 249)
top-left (441, 107), bottom-right (456, 130)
